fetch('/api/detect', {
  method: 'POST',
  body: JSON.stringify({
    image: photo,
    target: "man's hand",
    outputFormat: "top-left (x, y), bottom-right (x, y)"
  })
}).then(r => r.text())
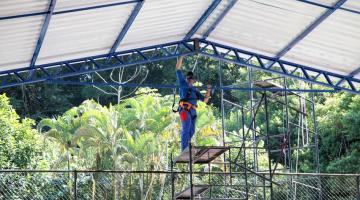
top-left (176, 56), bottom-right (184, 70)
top-left (204, 84), bottom-right (212, 104)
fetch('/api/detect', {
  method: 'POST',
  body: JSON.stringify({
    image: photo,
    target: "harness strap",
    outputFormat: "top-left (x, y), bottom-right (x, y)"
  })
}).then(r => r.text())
top-left (179, 101), bottom-right (197, 111)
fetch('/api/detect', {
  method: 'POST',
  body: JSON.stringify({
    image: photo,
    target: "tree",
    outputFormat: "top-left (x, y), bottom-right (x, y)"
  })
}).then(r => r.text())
top-left (316, 93), bottom-right (360, 173)
top-left (0, 94), bottom-right (41, 169)
top-left (37, 107), bottom-right (82, 170)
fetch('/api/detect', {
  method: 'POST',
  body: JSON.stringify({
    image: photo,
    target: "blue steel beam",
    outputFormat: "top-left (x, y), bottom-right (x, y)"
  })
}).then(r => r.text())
top-left (108, 0), bottom-right (144, 55)
top-left (0, 0), bottom-right (140, 21)
top-left (197, 39), bottom-right (360, 94)
top-left (336, 66), bottom-right (360, 86)
top-left (48, 80), bottom-right (337, 93)
top-left (297, 0), bottom-right (360, 15)
top-left (1, 0), bottom-right (358, 22)
top-left (184, 0), bottom-right (222, 40)
top-left (202, 0), bottom-right (238, 39)
top-left (274, 0), bottom-right (348, 60)
top-left (30, 0), bottom-right (57, 68)
top-left (0, 40), bottom-right (195, 88)
top-left (0, 39), bottom-right (359, 94)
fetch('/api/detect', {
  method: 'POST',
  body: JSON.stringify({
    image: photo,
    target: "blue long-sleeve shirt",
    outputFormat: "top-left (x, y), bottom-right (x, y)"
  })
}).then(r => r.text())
top-left (176, 70), bottom-right (204, 106)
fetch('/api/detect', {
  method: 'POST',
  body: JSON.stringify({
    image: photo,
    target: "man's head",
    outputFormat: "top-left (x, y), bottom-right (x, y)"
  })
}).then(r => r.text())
top-left (186, 71), bottom-right (196, 85)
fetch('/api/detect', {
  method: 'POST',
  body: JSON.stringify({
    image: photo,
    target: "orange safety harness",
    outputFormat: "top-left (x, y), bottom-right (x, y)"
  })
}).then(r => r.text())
top-left (172, 86), bottom-right (199, 113)
top-left (179, 101), bottom-right (197, 111)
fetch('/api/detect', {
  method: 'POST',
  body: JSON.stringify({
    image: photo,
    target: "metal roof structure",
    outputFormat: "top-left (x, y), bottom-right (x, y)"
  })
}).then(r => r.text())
top-left (0, 0), bottom-right (359, 93)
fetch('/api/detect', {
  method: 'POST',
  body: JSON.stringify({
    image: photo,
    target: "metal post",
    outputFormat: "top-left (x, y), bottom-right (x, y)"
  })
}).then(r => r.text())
top-left (283, 78), bottom-right (292, 171)
top-left (73, 170), bottom-right (77, 200)
top-left (218, 60), bottom-right (226, 156)
top-left (218, 59), bottom-right (228, 197)
top-left (357, 176), bottom-right (360, 200)
top-left (248, 67), bottom-right (258, 200)
top-left (208, 161), bottom-right (212, 199)
top-left (264, 93), bottom-right (274, 200)
top-left (189, 142), bottom-right (194, 200)
top-left (283, 77), bottom-right (293, 200)
top-left (241, 107), bottom-right (249, 199)
top-left (310, 85), bottom-right (320, 173)
top-left (310, 84), bottom-right (322, 200)
top-left (171, 154), bottom-right (175, 200)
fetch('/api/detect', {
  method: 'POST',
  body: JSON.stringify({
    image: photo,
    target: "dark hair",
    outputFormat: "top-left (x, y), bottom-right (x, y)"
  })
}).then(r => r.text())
top-left (186, 71), bottom-right (194, 79)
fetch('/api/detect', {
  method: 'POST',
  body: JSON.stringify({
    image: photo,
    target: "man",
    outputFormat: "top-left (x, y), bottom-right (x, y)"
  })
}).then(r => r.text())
top-left (175, 56), bottom-right (212, 151)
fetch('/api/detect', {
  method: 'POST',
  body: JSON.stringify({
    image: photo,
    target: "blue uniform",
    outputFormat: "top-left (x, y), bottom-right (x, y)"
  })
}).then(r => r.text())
top-left (176, 70), bottom-right (204, 151)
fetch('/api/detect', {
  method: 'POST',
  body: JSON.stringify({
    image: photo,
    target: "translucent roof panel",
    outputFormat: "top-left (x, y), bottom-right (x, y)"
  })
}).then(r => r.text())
top-left (0, 16), bottom-right (44, 71)
top-left (36, 4), bottom-right (133, 65)
top-left (194, 0), bottom-right (232, 38)
top-left (342, 0), bottom-right (360, 13)
top-left (117, 0), bottom-right (213, 51)
top-left (284, 10), bottom-right (360, 77)
top-left (54, 0), bottom-right (134, 12)
top-left (206, 0), bottom-right (326, 57)
top-left (0, 0), bottom-right (48, 17)
top-left (306, 0), bottom-right (338, 7)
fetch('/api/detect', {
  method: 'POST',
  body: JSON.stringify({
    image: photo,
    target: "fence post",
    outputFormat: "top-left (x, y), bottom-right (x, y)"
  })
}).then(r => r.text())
top-left (357, 176), bottom-right (360, 200)
top-left (74, 170), bottom-right (78, 200)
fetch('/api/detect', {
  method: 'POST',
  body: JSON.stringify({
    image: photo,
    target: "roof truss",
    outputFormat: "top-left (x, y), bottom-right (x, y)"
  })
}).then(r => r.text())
top-left (0, 39), bottom-right (359, 94)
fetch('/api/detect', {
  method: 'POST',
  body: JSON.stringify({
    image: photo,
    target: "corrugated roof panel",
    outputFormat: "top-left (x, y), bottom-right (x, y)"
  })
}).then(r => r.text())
top-left (0, 0), bottom-right (48, 17)
top-left (194, 0), bottom-right (233, 38)
top-left (54, 0), bottom-right (132, 12)
top-left (284, 10), bottom-right (360, 76)
top-left (304, 0), bottom-right (338, 7)
top-left (207, 0), bottom-right (326, 57)
top-left (117, 0), bottom-right (213, 51)
top-left (36, 4), bottom-right (133, 65)
top-left (342, 0), bottom-right (360, 12)
top-left (0, 16), bottom-right (44, 71)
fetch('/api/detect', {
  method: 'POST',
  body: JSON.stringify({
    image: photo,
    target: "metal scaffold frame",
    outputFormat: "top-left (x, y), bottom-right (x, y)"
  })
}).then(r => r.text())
top-left (165, 59), bottom-right (321, 199)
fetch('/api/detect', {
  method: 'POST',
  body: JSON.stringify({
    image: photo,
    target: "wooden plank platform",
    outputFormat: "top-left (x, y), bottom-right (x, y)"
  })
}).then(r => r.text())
top-left (254, 81), bottom-right (295, 96)
top-left (175, 146), bottom-right (229, 164)
top-left (175, 185), bottom-right (209, 199)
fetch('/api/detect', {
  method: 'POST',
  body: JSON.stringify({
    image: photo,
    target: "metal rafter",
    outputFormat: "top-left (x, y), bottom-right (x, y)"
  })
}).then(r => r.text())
top-left (336, 67), bottom-right (360, 86)
top-left (198, 39), bottom-right (360, 94)
top-left (30, 0), bottom-right (57, 68)
top-left (108, 0), bottom-right (144, 55)
top-left (0, 40), bottom-right (195, 88)
top-left (48, 80), bottom-right (337, 93)
top-left (202, 0), bottom-right (238, 39)
top-left (274, 0), bottom-right (348, 60)
top-left (297, 0), bottom-right (360, 15)
top-left (184, 0), bottom-right (222, 40)
top-left (0, 0), bottom-right (140, 21)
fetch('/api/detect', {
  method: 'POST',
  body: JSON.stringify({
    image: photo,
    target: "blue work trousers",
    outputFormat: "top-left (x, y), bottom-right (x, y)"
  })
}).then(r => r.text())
top-left (179, 108), bottom-right (197, 151)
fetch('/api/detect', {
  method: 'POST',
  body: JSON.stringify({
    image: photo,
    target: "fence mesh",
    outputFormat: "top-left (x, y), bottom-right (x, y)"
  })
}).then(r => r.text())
top-left (0, 171), bottom-right (359, 200)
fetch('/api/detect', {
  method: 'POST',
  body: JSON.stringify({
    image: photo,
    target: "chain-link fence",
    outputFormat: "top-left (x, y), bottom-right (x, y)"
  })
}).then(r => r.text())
top-left (272, 173), bottom-right (360, 200)
top-left (0, 170), bottom-right (359, 200)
